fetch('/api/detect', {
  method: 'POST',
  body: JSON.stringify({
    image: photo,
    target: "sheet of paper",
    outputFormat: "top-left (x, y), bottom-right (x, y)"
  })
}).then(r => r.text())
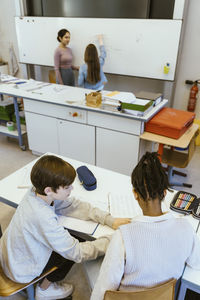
top-left (94, 224), bottom-right (114, 238)
top-left (58, 216), bottom-right (98, 235)
top-left (134, 99), bottom-right (152, 106)
top-left (105, 91), bottom-right (120, 97)
top-left (75, 195), bottom-right (108, 212)
top-left (104, 92), bottom-right (136, 102)
top-left (108, 193), bottom-right (142, 218)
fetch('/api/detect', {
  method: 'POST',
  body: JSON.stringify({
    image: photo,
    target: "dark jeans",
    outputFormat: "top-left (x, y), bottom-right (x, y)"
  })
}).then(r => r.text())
top-left (42, 251), bottom-right (75, 282)
top-left (42, 234), bottom-right (85, 282)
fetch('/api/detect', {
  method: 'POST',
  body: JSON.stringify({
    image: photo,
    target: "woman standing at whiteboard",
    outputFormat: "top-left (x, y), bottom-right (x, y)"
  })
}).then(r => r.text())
top-left (54, 29), bottom-right (79, 86)
top-left (78, 35), bottom-right (107, 90)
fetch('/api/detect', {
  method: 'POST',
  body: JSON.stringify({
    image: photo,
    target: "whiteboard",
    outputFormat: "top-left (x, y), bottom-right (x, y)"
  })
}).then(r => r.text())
top-left (15, 17), bottom-right (182, 80)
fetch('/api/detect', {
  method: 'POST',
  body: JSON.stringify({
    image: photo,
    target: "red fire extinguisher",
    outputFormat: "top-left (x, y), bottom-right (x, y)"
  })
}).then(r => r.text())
top-left (186, 80), bottom-right (199, 112)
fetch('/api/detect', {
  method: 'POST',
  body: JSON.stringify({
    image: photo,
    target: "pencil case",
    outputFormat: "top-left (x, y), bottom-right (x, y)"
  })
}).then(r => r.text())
top-left (76, 166), bottom-right (97, 191)
top-left (170, 191), bottom-right (200, 219)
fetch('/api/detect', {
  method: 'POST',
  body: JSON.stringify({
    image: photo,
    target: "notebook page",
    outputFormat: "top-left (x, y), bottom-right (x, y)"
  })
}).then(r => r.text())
top-left (109, 193), bottom-right (142, 218)
top-left (94, 224), bottom-right (115, 238)
top-left (58, 216), bottom-right (98, 235)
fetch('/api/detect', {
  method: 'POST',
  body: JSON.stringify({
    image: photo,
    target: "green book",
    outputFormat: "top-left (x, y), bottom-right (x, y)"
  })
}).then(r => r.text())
top-left (121, 99), bottom-right (153, 112)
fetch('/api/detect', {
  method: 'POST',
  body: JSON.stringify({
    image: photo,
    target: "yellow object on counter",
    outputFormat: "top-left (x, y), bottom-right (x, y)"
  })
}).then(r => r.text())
top-left (194, 119), bottom-right (200, 146)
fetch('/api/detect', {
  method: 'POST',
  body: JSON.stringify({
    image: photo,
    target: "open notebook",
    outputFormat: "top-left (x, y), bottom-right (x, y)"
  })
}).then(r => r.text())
top-left (108, 193), bottom-right (142, 218)
top-left (58, 216), bottom-right (98, 235)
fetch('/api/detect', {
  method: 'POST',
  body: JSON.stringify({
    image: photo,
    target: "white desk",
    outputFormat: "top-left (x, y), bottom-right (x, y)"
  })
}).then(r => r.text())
top-left (0, 77), bottom-right (167, 175)
top-left (0, 152), bottom-right (199, 294)
top-left (0, 152), bottom-right (197, 228)
top-left (177, 223), bottom-right (200, 300)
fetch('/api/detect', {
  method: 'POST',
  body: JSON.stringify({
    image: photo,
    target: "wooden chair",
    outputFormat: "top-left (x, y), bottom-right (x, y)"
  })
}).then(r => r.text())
top-left (48, 69), bottom-right (56, 83)
top-left (0, 225), bottom-right (58, 300)
top-left (104, 278), bottom-right (177, 300)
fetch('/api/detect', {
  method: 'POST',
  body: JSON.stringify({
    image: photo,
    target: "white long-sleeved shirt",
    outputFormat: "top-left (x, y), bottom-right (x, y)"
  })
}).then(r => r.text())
top-left (0, 188), bottom-right (114, 283)
top-left (91, 213), bottom-right (200, 300)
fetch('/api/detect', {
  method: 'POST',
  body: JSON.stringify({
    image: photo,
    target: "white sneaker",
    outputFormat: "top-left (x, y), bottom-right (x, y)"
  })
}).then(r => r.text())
top-left (35, 282), bottom-right (73, 300)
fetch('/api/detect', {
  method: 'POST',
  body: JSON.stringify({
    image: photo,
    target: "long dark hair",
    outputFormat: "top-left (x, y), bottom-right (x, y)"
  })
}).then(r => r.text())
top-left (84, 44), bottom-right (100, 84)
top-left (131, 152), bottom-right (170, 201)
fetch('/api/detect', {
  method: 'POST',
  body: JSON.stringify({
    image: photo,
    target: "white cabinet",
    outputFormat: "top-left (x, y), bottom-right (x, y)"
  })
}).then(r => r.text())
top-left (25, 102), bottom-right (143, 175)
top-left (25, 111), bottom-right (59, 154)
top-left (24, 98), bottom-right (166, 175)
top-left (57, 120), bottom-right (95, 165)
top-left (96, 127), bottom-right (140, 175)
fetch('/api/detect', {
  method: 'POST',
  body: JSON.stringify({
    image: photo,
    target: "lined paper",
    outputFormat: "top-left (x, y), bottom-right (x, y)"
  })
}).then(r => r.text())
top-left (109, 193), bottom-right (142, 218)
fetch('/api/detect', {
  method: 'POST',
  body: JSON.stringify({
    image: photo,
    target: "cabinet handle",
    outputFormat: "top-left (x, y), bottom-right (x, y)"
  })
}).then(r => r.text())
top-left (72, 112), bottom-right (78, 117)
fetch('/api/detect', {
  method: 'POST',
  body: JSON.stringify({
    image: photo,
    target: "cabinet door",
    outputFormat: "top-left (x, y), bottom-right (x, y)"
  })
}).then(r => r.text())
top-left (96, 128), bottom-right (139, 175)
top-left (25, 112), bottom-right (59, 154)
top-left (57, 120), bottom-right (95, 164)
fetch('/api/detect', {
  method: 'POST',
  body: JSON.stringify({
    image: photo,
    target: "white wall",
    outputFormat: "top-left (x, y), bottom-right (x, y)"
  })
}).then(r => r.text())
top-left (0, 0), bottom-right (200, 118)
top-left (0, 0), bottom-right (22, 77)
top-left (173, 0), bottom-right (200, 119)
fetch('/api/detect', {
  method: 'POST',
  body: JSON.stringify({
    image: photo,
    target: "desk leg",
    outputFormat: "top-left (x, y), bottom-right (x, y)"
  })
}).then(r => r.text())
top-left (26, 285), bottom-right (35, 300)
top-left (13, 96), bottom-right (26, 151)
top-left (177, 281), bottom-right (187, 300)
top-left (177, 279), bottom-right (200, 300)
top-left (168, 166), bottom-right (192, 188)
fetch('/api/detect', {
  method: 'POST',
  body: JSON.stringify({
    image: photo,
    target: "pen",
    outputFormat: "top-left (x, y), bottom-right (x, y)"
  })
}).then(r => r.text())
top-left (15, 81), bottom-right (27, 84)
top-left (31, 91), bottom-right (43, 95)
top-left (17, 185), bottom-right (31, 189)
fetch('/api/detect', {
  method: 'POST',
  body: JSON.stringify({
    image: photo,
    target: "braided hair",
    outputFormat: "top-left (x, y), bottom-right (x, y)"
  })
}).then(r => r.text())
top-left (131, 152), bottom-right (170, 202)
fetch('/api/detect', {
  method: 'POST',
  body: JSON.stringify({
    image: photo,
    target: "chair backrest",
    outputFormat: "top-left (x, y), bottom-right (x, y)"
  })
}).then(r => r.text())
top-left (104, 278), bottom-right (176, 300)
top-left (49, 70), bottom-right (56, 83)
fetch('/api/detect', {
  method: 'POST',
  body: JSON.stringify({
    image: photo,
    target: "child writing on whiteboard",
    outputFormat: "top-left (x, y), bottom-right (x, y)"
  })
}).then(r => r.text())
top-left (91, 152), bottom-right (200, 300)
top-left (78, 34), bottom-right (107, 90)
top-left (0, 155), bottom-right (130, 300)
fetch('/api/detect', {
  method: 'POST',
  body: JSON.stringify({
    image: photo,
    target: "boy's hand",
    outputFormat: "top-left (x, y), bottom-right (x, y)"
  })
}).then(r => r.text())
top-left (112, 218), bottom-right (132, 230)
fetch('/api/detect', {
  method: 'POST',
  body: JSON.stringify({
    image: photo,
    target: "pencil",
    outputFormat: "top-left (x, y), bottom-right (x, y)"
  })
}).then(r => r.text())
top-left (17, 185), bottom-right (31, 189)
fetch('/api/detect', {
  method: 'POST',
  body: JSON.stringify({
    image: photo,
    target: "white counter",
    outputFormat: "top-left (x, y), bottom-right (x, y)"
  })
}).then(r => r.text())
top-left (0, 79), bottom-right (167, 175)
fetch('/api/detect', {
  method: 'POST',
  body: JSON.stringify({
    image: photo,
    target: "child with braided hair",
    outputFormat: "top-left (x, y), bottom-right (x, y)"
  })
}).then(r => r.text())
top-left (91, 152), bottom-right (200, 300)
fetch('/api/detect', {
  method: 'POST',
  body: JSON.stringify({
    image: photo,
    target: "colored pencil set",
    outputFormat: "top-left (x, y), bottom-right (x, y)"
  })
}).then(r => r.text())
top-left (170, 191), bottom-right (200, 219)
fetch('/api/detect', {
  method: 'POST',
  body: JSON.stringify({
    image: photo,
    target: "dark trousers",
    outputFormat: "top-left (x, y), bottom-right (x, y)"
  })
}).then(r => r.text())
top-left (42, 234), bottom-right (85, 282)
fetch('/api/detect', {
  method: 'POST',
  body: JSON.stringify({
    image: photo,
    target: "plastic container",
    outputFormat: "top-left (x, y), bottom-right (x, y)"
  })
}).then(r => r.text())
top-left (6, 121), bottom-right (15, 131)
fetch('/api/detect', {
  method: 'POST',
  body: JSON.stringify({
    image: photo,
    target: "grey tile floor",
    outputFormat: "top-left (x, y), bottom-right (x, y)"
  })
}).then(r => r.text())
top-left (0, 135), bottom-right (91, 300)
top-left (0, 134), bottom-right (199, 299)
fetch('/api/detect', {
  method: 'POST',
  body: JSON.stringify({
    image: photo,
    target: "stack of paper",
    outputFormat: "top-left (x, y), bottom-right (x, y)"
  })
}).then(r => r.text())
top-left (135, 91), bottom-right (163, 107)
top-left (103, 91), bottom-right (153, 116)
top-left (103, 91), bottom-right (136, 105)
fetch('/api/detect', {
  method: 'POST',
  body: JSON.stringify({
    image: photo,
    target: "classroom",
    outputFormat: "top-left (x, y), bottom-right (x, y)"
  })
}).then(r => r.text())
top-left (0, 0), bottom-right (200, 299)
